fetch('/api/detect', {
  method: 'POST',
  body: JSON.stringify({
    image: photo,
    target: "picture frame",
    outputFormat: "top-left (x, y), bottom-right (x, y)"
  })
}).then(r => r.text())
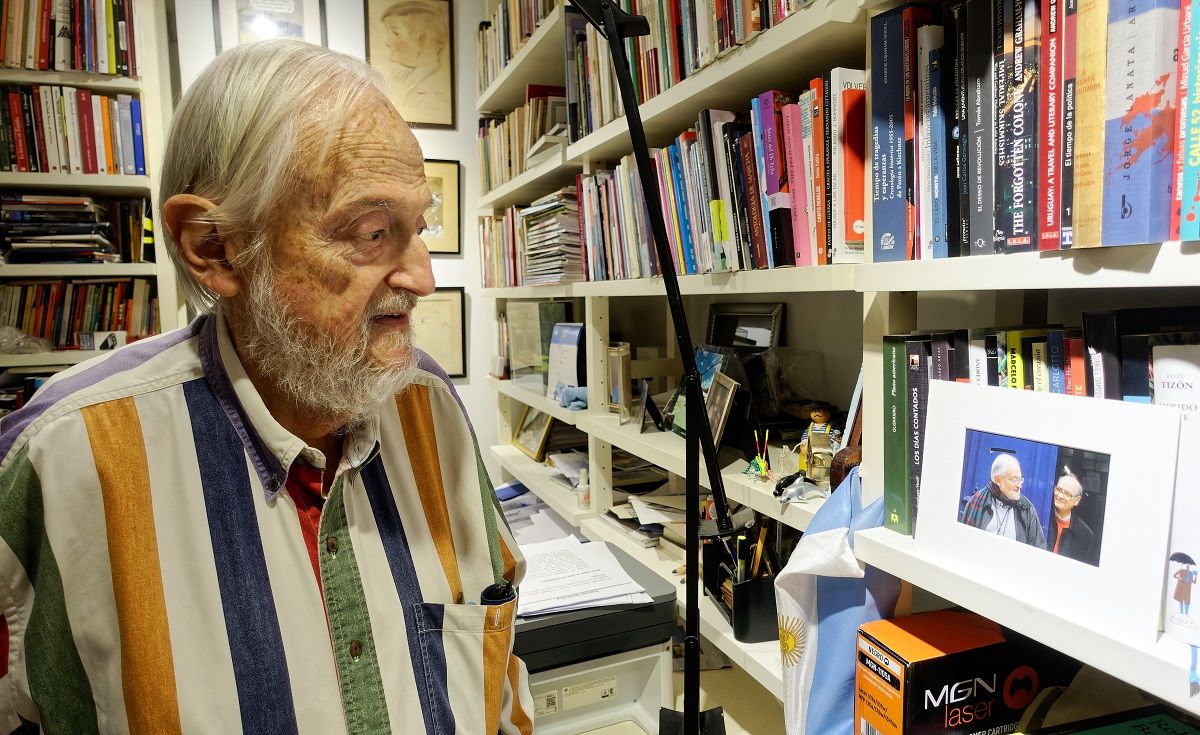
top-left (917, 380), bottom-right (1181, 649)
top-left (705, 371), bottom-right (740, 447)
top-left (409, 286), bottom-right (465, 378)
top-left (364, 0), bottom-right (455, 128)
top-left (422, 159), bottom-right (461, 255)
top-left (636, 378), bottom-right (665, 434)
top-left (707, 302), bottom-right (784, 349)
top-left (607, 342), bottom-right (633, 419)
top-left (512, 405), bottom-right (553, 461)
top-left (213, 0), bottom-right (327, 51)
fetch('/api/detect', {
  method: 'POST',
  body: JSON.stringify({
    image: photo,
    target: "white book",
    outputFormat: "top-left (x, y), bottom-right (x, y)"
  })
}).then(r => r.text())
top-left (53, 0), bottom-right (70, 71)
top-left (1157, 345), bottom-right (1200, 647)
top-left (24, 0), bottom-right (40, 70)
top-left (117, 93), bottom-right (134, 175)
top-left (799, 90), bottom-right (819, 266)
top-left (110, 98), bottom-right (123, 173)
top-left (37, 86), bottom-right (59, 172)
top-left (916, 26), bottom-right (944, 262)
top-left (1031, 342), bottom-right (1050, 392)
top-left (91, 94), bottom-right (107, 174)
top-left (4, 0), bottom-right (22, 68)
top-left (829, 67), bottom-right (867, 264)
top-left (62, 87), bottom-right (82, 174)
top-left (968, 338), bottom-right (988, 386)
top-left (708, 111), bottom-right (738, 271)
top-left (96, 0), bottom-right (109, 75)
top-left (49, 86), bottom-right (66, 171)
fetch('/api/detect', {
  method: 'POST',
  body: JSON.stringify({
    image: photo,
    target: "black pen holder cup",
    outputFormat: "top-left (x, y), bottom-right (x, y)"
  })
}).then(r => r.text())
top-left (702, 541), bottom-right (779, 644)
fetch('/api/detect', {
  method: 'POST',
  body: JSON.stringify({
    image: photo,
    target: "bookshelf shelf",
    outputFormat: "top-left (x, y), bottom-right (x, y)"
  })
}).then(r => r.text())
top-left (565, 2), bottom-right (866, 165)
top-left (0, 68), bottom-right (141, 93)
top-left (572, 264), bottom-right (857, 296)
top-left (854, 527), bottom-right (1192, 712)
top-left (854, 242), bottom-right (1200, 292)
top-left (488, 375), bottom-right (581, 425)
top-left (0, 172), bottom-right (150, 194)
top-left (490, 443), bottom-right (590, 527)
top-left (476, 4), bottom-right (567, 114)
top-left (0, 263), bottom-right (157, 278)
top-left (581, 516), bottom-right (785, 700)
top-left (478, 150), bottom-right (581, 211)
top-left (480, 283), bottom-right (575, 299)
top-left (0, 349), bottom-right (103, 367)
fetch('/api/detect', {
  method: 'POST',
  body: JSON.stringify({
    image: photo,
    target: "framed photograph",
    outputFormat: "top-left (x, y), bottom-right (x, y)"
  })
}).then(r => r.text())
top-left (707, 302), bottom-right (784, 349)
top-left (513, 406), bottom-right (553, 461)
top-left (364, 0), bottom-right (455, 128)
top-left (705, 371), bottom-right (740, 447)
top-left (422, 159), bottom-right (460, 254)
top-left (409, 286), bottom-right (465, 377)
top-left (213, 0), bottom-right (326, 51)
top-left (607, 342), bottom-right (633, 419)
top-left (917, 380), bottom-right (1181, 649)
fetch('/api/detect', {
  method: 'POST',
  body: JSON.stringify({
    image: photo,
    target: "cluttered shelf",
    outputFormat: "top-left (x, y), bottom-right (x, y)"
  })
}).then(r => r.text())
top-left (476, 4), bottom-right (566, 114)
top-left (564, 2), bottom-right (865, 165)
top-left (580, 516), bottom-right (785, 701)
top-left (853, 527), bottom-right (1192, 713)
top-left (490, 443), bottom-right (591, 527)
top-left (477, 152), bottom-right (581, 211)
top-left (488, 376), bottom-right (582, 426)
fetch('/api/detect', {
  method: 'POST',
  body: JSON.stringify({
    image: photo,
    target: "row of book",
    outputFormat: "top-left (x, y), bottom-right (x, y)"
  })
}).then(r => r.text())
top-left (0, 84), bottom-right (145, 175)
top-left (1, 275), bottom-right (157, 348)
top-left (871, 0), bottom-right (1188, 261)
top-left (577, 73), bottom-right (866, 281)
top-left (475, 0), bottom-right (558, 96)
top-left (883, 305), bottom-right (1200, 534)
top-left (1, 193), bottom-right (151, 263)
top-left (2, 0), bottom-right (142, 76)
top-left (480, 186), bottom-right (581, 287)
top-left (563, 1), bottom-right (817, 141)
top-left (478, 85), bottom-right (567, 193)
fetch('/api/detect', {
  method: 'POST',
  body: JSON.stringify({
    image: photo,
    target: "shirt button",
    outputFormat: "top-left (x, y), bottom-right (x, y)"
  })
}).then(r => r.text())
top-left (350, 639), bottom-right (363, 661)
top-left (326, 536), bottom-right (339, 554)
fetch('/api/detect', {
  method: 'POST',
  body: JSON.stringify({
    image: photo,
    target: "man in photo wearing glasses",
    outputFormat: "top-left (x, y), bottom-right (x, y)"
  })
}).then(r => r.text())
top-left (961, 453), bottom-right (1048, 549)
top-left (1047, 470), bottom-right (1099, 565)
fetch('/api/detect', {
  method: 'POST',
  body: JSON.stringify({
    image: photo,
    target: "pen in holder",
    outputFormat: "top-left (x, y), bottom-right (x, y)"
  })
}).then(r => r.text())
top-left (702, 541), bottom-right (778, 643)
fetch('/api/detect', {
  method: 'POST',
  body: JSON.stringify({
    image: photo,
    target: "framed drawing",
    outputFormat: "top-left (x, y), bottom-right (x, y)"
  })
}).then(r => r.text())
top-left (213, 0), bottom-right (327, 51)
top-left (422, 160), bottom-right (461, 254)
top-left (705, 371), bottom-right (739, 446)
top-left (512, 406), bottom-right (553, 461)
top-left (410, 286), bottom-right (465, 377)
top-left (364, 0), bottom-right (455, 128)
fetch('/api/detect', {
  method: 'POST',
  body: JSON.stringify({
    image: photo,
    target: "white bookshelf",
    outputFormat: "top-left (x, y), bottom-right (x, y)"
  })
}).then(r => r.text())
top-left (477, 4), bottom-right (567, 114)
top-left (0, 68), bottom-right (141, 93)
top-left (0, 350), bottom-right (104, 367)
top-left (488, 375), bottom-right (581, 425)
top-left (480, 264), bottom-right (857, 299)
top-left (0, 172), bottom-right (152, 194)
top-left (478, 150), bottom-right (581, 211)
top-left (490, 443), bottom-right (590, 526)
top-left (0, 263), bottom-right (157, 278)
top-left (581, 516), bottom-right (785, 701)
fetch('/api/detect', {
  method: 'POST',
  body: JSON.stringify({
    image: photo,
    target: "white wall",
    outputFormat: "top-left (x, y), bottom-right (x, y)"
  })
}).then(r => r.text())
top-left (170, 0), bottom-right (498, 463)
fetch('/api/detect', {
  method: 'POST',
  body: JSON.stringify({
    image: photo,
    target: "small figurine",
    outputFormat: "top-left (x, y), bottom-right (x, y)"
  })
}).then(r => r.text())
top-left (798, 401), bottom-right (842, 485)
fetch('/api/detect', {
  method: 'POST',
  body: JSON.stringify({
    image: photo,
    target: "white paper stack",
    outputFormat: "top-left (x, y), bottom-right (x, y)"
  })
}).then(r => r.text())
top-left (517, 537), bottom-right (652, 617)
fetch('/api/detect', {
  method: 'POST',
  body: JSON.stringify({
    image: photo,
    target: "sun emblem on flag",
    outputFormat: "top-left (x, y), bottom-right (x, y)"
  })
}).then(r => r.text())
top-left (778, 615), bottom-right (808, 668)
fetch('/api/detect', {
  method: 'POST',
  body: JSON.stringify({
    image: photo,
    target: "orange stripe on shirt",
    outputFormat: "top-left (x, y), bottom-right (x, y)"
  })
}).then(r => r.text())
top-left (82, 399), bottom-right (182, 735)
top-left (396, 385), bottom-right (464, 603)
top-left (499, 534), bottom-right (517, 584)
top-left (506, 653), bottom-right (534, 735)
top-left (483, 600), bottom-right (516, 735)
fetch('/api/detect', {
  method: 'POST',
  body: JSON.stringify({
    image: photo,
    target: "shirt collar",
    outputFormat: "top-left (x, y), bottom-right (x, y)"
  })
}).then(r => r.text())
top-left (198, 312), bottom-right (382, 500)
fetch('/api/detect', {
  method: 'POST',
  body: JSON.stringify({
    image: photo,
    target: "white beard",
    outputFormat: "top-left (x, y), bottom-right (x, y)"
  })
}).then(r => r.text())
top-left (232, 261), bottom-right (419, 429)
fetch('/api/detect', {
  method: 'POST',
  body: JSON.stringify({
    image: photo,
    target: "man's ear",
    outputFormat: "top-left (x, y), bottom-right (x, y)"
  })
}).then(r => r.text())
top-left (162, 194), bottom-right (242, 299)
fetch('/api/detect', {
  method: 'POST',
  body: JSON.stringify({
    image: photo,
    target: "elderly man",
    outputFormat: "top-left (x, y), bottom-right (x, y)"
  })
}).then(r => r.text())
top-left (1048, 471), bottom-right (1099, 565)
top-left (0, 41), bottom-right (532, 734)
top-left (960, 453), bottom-right (1047, 549)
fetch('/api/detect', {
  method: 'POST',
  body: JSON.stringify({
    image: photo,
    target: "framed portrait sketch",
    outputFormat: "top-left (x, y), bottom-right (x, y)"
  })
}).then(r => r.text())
top-left (409, 286), bottom-right (465, 377)
top-left (422, 160), bottom-right (461, 254)
top-left (364, 0), bottom-right (455, 128)
top-left (213, 0), bottom-right (326, 51)
top-left (512, 406), bottom-right (553, 461)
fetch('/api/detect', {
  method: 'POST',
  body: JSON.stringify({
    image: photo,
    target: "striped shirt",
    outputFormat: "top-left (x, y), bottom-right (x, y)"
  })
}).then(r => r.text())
top-left (0, 312), bottom-right (534, 734)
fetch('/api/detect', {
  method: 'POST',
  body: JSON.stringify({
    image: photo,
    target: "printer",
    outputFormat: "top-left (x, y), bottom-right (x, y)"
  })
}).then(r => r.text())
top-left (515, 543), bottom-right (678, 735)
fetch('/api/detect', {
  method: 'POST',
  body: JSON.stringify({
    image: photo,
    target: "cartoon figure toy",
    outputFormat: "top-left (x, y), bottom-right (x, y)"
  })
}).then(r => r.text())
top-left (798, 401), bottom-right (841, 484)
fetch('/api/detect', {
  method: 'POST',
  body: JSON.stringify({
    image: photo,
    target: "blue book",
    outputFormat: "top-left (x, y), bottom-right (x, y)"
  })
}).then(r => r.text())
top-left (749, 97), bottom-right (776, 268)
top-left (929, 48), bottom-right (950, 259)
top-left (131, 98), bottom-right (146, 176)
top-left (870, 9), bottom-right (908, 261)
top-left (667, 143), bottom-right (697, 275)
top-left (1047, 330), bottom-right (1066, 394)
top-left (1101, 0), bottom-right (1180, 246)
top-left (83, 0), bottom-right (93, 72)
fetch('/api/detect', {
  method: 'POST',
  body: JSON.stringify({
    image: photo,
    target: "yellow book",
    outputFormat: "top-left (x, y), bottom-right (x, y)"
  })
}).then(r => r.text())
top-left (106, 0), bottom-right (117, 76)
top-left (1005, 328), bottom-right (1052, 390)
top-left (1072, 0), bottom-right (1109, 248)
top-left (100, 97), bottom-right (115, 175)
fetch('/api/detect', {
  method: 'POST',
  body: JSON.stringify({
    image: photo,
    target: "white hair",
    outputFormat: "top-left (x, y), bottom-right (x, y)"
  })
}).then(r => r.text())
top-left (158, 40), bottom-right (387, 313)
top-left (990, 453), bottom-right (1021, 481)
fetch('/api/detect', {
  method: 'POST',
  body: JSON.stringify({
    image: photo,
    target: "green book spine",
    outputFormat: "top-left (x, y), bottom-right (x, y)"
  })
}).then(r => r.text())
top-left (883, 334), bottom-right (912, 533)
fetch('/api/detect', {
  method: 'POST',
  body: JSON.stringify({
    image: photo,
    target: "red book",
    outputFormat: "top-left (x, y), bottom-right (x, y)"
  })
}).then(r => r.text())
top-left (74, 0), bottom-right (83, 70)
top-left (841, 86), bottom-right (867, 249)
top-left (524, 84), bottom-right (565, 102)
top-left (76, 88), bottom-right (96, 173)
top-left (8, 92), bottom-right (29, 173)
top-left (1038, 0), bottom-right (1064, 250)
top-left (739, 132), bottom-right (769, 269)
top-left (1065, 337), bottom-right (1086, 396)
top-left (666, 1), bottom-right (683, 84)
top-left (809, 76), bottom-right (828, 265)
top-left (125, 0), bottom-right (137, 77)
top-left (1171, 1), bottom-right (1193, 241)
top-left (37, 0), bottom-right (51, 70)
top-left (29, 86), bottom-right (49, 175)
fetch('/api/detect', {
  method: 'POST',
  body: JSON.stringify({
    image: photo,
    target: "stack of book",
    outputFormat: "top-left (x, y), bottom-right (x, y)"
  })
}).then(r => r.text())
top-left (871, 0), bottom-right (1187, 259)
top-left (564, 0), bottom-right (819, 141)
top-left (476, 0), bottom-right (559, 95)
top-left (0, 275), bottom-right (157, 348)
top-left (480, 206), bottom-right (525, 288)
top-left (1, 0), bottom-right (143, 76)
top-left (577, 73), bottom-right (866, 279)
top-left (0, 84), bottom-right (146, 175)
top-left (519, 187), bottom-right (582, 286)
top-left (478, 84), bottom-right (567, 193)
top-left (1, 193), bottom-right (150, 263)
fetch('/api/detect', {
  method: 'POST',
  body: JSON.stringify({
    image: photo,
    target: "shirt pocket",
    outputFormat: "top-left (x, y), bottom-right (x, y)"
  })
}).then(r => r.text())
top-left (412, 598), bottom-right (516, 735)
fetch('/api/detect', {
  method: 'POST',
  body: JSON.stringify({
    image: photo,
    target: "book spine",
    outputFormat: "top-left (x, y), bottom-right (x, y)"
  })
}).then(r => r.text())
top-left (117, 92), bottom-right (132, 174)
top-left (1031, 341), bottom-right (1050, 391)
top-left (762, 91), bottom-right (796, 265)
top-left (918, 27), bottom-right (937, 260)
top-left (750, 95), bottom-right (778, 268)
top-left (800, 92), bottom-right (819, 265)
top-left (1009, 0), bottom-right (1039, 252)
top-left (37, 0), bottom-right (50, 69)
top-left (1183, 0), bottom-right (1200, 239)
top-left (1082, 310), bottom-right (1120, 398)
top-left (1173, 0), bottom-right (1193, 241)
top-left (25, 0), bottom-right (39, 69)
top-left (95, 0), bottom-right (107, 73)
top-left (105, 0), bottom-right (115, 74)
top-left (831, 70), bottom-right (847, 263)
top-left (667, 142), bottom-right (697, 275)
top-left (810, 76), bottom-right (828, 264)
top-left (739, 131), bottom-right (769, 269)
top-left (90, 93), bottom-right (104, 173)
top-left (1039, 0), bottom-right (1063, 250)
top-left (76, 88), bottom-right (94, 173)
top-left (906, 338), bottom-right (930, 530)
top-left (7, 91), bottom-right (27, 172)
top-left (930, 47), bottom-right (950, 258)
top-left (968, 0), bottom-right (998, 253)
top-left (839, 75), bottom-right (868, 263)
top-left (65, 87), bottom-right (81, 173)
top-left (994, 0), bottom-right (1012, 251)
top-left (1072, 0), bottom-right (1109, 247)
top-left (821, 69), bottom-right (834, 264)
top-left (1100, 0), bottom-right (1179, 246)
top-left (969, 336), bottom-right (988, 384)
top-left (31, 86), bottom-right (49, 173)
top-left (883, 335), bottom-right (912, 534)
top-left (1048, 329), bottom-right (1066, 392)
top-left (872, 11), bottom-right (908, 262)
top-left (947, 1), bottom-right (969, 256)
top-left (1060, 0), bottom-right (1078, 246)
top-left (0, 90), bottom-right (10, 171)
top-left (19, 88), bottom-right (38, 172)
top-left (903, 7), bottom-right (929, 259)
top-left (782, 104), bottom-right (812, 266)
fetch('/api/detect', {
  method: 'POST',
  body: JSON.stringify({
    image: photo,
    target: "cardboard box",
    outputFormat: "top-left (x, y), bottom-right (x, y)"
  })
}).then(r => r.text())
top-left (855, 611), bottom-right (1081, 735)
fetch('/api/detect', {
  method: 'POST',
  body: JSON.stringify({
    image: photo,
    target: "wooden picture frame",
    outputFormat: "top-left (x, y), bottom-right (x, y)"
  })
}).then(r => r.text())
top-left (213, 0), bottom-right (327, 52)
top-left (422, 159), bottom-right (461, 255)
top-left (410, 286), bottom-right (465, 377)
top-left (512, 405), bottom-right (553, 461)
top-left (364, 0), bottom-right (455, 128)
top-left (705, 371), bottom-right (740, 447)
top-left (607, 342), bottom-right (633, 419)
